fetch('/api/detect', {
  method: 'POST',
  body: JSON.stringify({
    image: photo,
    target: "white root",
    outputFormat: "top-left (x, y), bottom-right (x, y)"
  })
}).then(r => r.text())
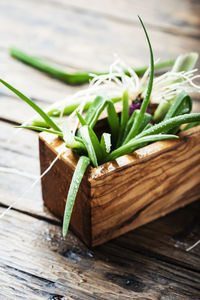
top-left (151, 69), bottom-right (200, 104)
top-left (0, 152), bottom-right (62, 219)
top-left (186, 240), bottom-right (200, 252)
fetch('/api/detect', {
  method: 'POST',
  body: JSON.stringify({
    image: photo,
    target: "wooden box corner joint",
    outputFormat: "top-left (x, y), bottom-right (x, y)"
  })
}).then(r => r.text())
top-left (39, 125), bottom-right (200, 247)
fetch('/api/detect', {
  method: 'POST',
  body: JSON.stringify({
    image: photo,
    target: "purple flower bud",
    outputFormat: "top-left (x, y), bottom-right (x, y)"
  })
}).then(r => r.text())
top-left (129, 101), bottom-right (141, 115)
top-left (129, 100), bottom-right (154, 124)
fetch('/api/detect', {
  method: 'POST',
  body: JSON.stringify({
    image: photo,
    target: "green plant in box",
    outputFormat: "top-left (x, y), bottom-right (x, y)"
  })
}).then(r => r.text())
top-left (1, 16), bottom-right (200, 238)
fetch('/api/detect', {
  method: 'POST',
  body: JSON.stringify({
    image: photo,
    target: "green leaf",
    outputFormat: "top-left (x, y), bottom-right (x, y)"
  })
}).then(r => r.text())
top-left (164, 91), bottom-right (192, 120)
top-left (74, 136), bottom-right (84, 143)
top-left (138, 112), bottom-right (152, 133)
top-left (48, 101), bottom-right (91, 117)
top-left (164, 91), bottom-right (192, 134)
top-left (76, 111), bottom-right (88, 126)
top-left (32, 116), bottom-right (64, 128)
top-left (106, 134), bottom-right (178, 161)
top-left (124, 110), bottom-right (152, 144)
top-left (89, 99), bottom-right (109, 129)
top-left (100, 133), bottom-right (111, 156)
top-left (85, 96), bottom-right (105, 124)
top-left (172, 52), bottom-right (198, 73)
top-left (10, 47), bottom-right (91, 85)
top-left (132, 59), bottom-right (175, 76)
top-left (137, 113), bottom-right (200, 138)
top-left (79, 125), bottom-right (103, 167)
top-left (15, 125), bottom-right (63, 136)
top-left (10, 47), bottom-right (175, 85)
top-left (123, 16), bottom-right (154, 144)
top-left (116, 90), bottom-right (129, 147)
top-left (153, 53), bottom-right (198, 123)
top-left (48, 97), bottom-right (121, 118)
top-left (123, 110), bottom-right (138, 141)
top-left (0, 78), bottom-right (61, 132)
top-left (143, 123), bottom-right (153, 131)
top-left (63, 120), bottom-right (86, 152)
top-left (107, 101), bottom-right (120, 148)
top-left (62, 155), bottom-right (90, 237)
top-left (182, 121), bottom-right (200, 132)
top-left (153, 100), bottom-right (172, 123)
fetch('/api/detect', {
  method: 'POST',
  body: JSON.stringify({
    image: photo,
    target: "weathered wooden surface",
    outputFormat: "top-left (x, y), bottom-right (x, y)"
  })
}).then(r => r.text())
top-left (0, 0), bottom-right (200, 299)
top-left (57, 0), bottom-right (200, 37)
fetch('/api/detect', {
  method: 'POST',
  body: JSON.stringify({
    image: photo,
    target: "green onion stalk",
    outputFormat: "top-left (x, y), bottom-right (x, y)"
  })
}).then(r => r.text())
top-left (10, 47), bottom-right (175, 85)
top-left (153, 52), bottom-right (199, 122)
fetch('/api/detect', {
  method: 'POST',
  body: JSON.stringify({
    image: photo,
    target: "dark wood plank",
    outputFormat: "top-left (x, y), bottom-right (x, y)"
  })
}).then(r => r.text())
top-left (109, 200), bottom-right (200, 273)
top-left (0, 206), bottom-right (200, 299)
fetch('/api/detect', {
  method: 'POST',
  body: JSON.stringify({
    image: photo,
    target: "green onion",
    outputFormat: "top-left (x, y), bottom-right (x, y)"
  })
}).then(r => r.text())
top-left (164, 91), bottom-right (192, 120)
top-left (123, 110), bottom-right (138, 140)
top-left (10, 47), bottom-right (175, 85)
top-left (0, 78), bottom-right (61, 132)
top-left (33, 96), bottom-right (122, 129)
top-left (79, 125), bottom-right (103, 167)
top-left (62, 155), bottom-right (90, 236)
top-left (143, 123), bottom-right (153, 131)
top-left (153, 100), bottom-right (171, 123)
top-left (10, 47), bottom-right (91, 85)
top-left (123, 110), bottom-right (152, 144)
top-left (48, 97), bottom-right (122, 118)
top-left (123, 16), bottom-right (154, 144)
top-left (107, 100), bottom-right (120, 147)
top-left (106, 134), bottom-right (178, 161)
top-left (153, 52), bottom-right (198, 123)
top-left (137, 113), bottom-right (200, 138)
top-left (164, 91), bottom-right (192, 134)
top-left (63, 120), bottom-right (86, 152)
top-left (32, 117), bottom-right (62, 128)
top-left (85, 96), bottom-right (105, 124)
top-left (116, 90), bottom-right (129, 147)
top-left (89, 99), bottom-right (108, 129)
top-left (139, 113), bottom-right (152, 132)
top-left (132, 59), bottom-right (175, 76)
top-left (100, 133), bottom-right (111, 156)
top-left (48, 100), bottom-right (93, 117)
top-left (182, 121), bottom-right (200, 131)
top-left (76, 111), bottom-right (88, 126)
top-left (171, 52), bottom-right (198, 73)
top-left (15, 125), bottom-right (63, 136)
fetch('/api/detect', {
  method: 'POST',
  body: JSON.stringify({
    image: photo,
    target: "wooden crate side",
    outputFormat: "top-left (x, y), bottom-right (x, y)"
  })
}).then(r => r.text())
top-left (90, 129), bottom-right (200, 246)
top-left (39, 136), bottom-right (92, 246)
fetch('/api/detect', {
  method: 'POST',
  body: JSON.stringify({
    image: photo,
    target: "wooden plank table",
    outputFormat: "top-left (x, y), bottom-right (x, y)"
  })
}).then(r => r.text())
top-left (0, 0), bottom-right (200, 299)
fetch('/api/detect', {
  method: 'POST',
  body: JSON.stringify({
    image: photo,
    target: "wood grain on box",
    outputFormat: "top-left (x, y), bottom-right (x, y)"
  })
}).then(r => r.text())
top-left (39, 125), bottom-right (200, 247)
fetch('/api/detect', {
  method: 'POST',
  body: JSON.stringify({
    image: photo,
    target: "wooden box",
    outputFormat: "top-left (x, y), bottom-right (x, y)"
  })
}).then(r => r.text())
top-left (39, 125), bottom-right (200, 247)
